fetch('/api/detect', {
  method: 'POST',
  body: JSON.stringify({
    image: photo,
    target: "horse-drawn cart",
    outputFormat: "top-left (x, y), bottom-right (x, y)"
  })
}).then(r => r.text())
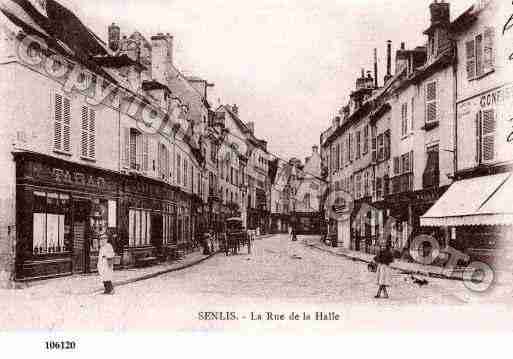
top-left (222, 217), bottom-right (249, 255)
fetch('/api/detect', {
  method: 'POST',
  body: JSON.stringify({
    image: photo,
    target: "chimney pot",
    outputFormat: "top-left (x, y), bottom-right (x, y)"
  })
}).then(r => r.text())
top-left (401, 42), bottom-right (405, 50)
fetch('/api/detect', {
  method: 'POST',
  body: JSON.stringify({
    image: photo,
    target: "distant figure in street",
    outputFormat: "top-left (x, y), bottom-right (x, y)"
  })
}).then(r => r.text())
top-left (291, 226), bottom-right (297, 242)
top-left (374, 245), bottom-right (394, 299)
top-left (98, 234), bottom-right (115, 295)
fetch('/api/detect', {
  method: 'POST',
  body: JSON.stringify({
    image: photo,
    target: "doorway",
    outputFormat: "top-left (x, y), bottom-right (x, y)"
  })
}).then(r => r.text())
top-left (73, 199), bottom-right (90, 274)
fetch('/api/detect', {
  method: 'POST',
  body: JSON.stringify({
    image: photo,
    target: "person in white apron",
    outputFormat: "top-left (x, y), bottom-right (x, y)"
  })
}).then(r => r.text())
top-left (374, 246), bottom-right (394, 299)
top-left (98, 234), bottom-right (115, 294)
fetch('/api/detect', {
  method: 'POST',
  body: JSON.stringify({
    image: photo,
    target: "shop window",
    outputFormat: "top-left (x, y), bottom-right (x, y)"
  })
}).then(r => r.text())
top-left (32, 192), bottom-right (71, 255)
top-left (80, 106), bottom-right (96, 160)
top-left (54, 94), bottom-right (71, 153)
top-left (129, 209), bottom-right (151, 247)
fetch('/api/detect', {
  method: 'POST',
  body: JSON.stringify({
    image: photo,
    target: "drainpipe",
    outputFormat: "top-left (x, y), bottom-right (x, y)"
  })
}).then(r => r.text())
top-left (452, 41), bottom-right (458, 181)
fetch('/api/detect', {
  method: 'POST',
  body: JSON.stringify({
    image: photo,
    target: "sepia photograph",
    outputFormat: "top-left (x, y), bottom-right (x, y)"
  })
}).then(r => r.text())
top-left (0, 0), bottom-right (512, 354)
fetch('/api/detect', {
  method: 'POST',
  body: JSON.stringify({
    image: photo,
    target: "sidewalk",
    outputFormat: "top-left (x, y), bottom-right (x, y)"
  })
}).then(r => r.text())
top-left (303, 236), bottom-right (513, 285)
top-left (5, 250), bottom-right (219, 299)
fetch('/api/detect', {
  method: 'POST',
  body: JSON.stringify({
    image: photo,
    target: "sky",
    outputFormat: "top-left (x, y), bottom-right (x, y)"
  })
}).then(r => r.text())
top-left (73, 0), bottom-right (474, 162)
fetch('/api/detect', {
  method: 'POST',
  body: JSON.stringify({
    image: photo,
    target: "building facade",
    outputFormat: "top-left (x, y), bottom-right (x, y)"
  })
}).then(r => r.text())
top-left (0, 1), bottom-right (272, 283)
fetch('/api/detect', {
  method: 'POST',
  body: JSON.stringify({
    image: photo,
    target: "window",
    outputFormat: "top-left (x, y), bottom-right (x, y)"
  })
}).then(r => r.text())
top-left (371, 127), bottom-right (377, 162)
top-left (363, 125), bottom-right (369, 155)
top-left (401, 103), bottom-right (408, 137)
top-left (128, 209), bottom-right (151, 247)
top-left (425, 81), bottom-right (437, 124)
top-left (54, 94), bottom-right (71, 153)
top-left (163, 204), bottom-right (176, 245)
top-left (393, 156), bottom-right (401, 176)
top-left (183, 158), bottom-right (188, 188)
top-left (356, 131), bottom-right (361, 159)
top-left (476, 109), bottom-right (496, 164)
top-left (158, 144), bottom-right (169, 180)
top-left (125, 128), bottom-right (142, 171)
top-left (364, 170), bottom-right (369, 197)
top-left (176, 153), bottom-right (182, 185)
top-left (349, 133), bottom-right (353, 162)
top-left (356, 174), bottom-right (362, 199)
top-left (383, 130), bottom-right (390, 160)
top-left (32, 192), bottom-right (71, 255)
top-left (411, 97), bottom-right (415, 132)
top-left (466, 28), bottom-right (495, 80)
top-left (377, 134), bottom-right (384, 161)
top-left (423, 145), bottom-right (440, 188)
top-left (376, 177), bottom-right (383, 199)
top-left (336, 143), bottom-right (341, 171)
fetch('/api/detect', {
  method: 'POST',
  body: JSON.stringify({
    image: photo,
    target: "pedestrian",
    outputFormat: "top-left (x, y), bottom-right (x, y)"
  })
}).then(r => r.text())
top-left (291, 226), bottom-right (297, 242)
top-left (374, 245), bottom-right (394, 299)
top-left (98, 234), bottom-right (115, 295)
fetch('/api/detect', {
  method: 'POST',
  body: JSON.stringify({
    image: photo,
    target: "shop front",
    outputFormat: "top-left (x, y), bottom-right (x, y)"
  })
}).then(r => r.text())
top-left (421, 172), bottom-right (513, 268)
top-left (14, 152), bottom-right (120, 281)
top-left (14, 152), bottom-right (196, 281)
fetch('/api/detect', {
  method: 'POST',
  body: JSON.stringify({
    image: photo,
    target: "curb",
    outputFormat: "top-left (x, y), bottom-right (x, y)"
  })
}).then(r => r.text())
top-left (94, 251), bottom-right (220, 293)
top-left (304, 241), bottom-right (466, 282)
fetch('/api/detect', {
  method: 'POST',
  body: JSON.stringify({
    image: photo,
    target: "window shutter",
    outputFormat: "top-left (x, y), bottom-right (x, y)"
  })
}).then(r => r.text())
top-left (475, 111), bottom-right (481, 163)
top-left (54, 94), bottom-right (63, 150)
top-left (63, 98), bottom-right (71, 153)
top-left (81, 106), bottom-right (89, 157)
top-left (371, 128), bottom-right (377, 162)
top-left (349, 133), bottom-right (353, 162)
top-left (409, 150), bottom-right (414, 173)
top-left (384, 131), bottom-right (391, 160)
top-left (411, 97), bottom-right (415, 132)
top-left (475, 34), bottom-right (483, 77)
top-left (465, 40), bottom-right (476, 80)
top-left (481, 109), bottom-right (495, 163)
top-left (89, 109), bottom-right (95, 159)
top-left (426, 82), bottom-right (437, 123)
top-left (122, 128), bottom-right (130, 169)
top-left (483, 27), bottom-right (495, 74)
top-left (142, 136), bottom-right (149, 172)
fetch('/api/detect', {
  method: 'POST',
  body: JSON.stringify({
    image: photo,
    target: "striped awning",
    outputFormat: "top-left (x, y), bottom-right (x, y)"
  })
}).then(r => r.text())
top-left (420, 172), bottom-right (513, 227)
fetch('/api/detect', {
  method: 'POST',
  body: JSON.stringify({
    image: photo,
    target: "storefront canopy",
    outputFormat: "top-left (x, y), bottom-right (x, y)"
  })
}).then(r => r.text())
top-left (420, 172), bottom-right (513, 227)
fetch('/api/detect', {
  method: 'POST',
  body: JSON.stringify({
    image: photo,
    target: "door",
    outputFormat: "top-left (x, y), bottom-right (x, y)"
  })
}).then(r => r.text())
top-left (151, 213), bottom-right (163, 253)
top-left (73, 200), bottom-right (90, 273)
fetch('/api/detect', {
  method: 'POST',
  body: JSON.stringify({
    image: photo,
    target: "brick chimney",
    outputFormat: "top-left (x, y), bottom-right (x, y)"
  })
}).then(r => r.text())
top-left (108, 23), bottom-right (120, 52)
top-left (151, 33), bottom-right (173, 84)
top-left (374, 48), bottom-right (378, 88)
top-left (384, 40), bottom-right (392, 84)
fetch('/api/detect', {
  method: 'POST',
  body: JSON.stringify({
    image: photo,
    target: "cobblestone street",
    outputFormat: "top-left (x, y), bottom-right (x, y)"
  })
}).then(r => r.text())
top-left (1, 235), bottom-right (512, 332)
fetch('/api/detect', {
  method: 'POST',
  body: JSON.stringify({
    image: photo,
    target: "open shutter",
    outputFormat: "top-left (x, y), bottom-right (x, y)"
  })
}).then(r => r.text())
top-left (465, 39), bottom-right (476, 80)
top-left (81, 106), bottom-right (89, 157)
top-left (411, 97), bottom-right (415, 132)
top-left (483, 27), bottom-right (495, 74)
top-left (122, 128), bottom-right (130, 169)
top-left (142, 136), bottom-right (149, 172)
top-left (426, 82), bottom-right (437, 123)
top-left (475, 34), bottom-right (483, 77)
top-left (371, 127), bottom-right (377, 162)
top-left (157, 143), bottom-right (162, 177)
top-left (481, 109), bottom-right (495, 163)
top-left (475, 111), bottom-right (481, 163)
top-left (54, 94), bottom-right (63, 151)
top-left (384, 131), bottom-right (391, 160)
top-left (63, 97), bottom-right (71, 152)
top-left (89, 109), bottom-right (95, 159)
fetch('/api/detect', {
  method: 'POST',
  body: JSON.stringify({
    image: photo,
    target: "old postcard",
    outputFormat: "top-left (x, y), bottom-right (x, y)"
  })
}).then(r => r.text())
top-left (0, 0), bottom-right (513, 355)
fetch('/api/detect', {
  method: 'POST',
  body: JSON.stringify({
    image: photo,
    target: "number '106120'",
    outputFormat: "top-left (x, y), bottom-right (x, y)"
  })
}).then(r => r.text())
top-left (45, 341), bottom-right (76, 350)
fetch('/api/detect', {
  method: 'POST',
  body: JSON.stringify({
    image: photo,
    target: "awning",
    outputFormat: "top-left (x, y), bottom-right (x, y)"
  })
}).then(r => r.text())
top-left (420, 172), bottom-right (513, 227)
